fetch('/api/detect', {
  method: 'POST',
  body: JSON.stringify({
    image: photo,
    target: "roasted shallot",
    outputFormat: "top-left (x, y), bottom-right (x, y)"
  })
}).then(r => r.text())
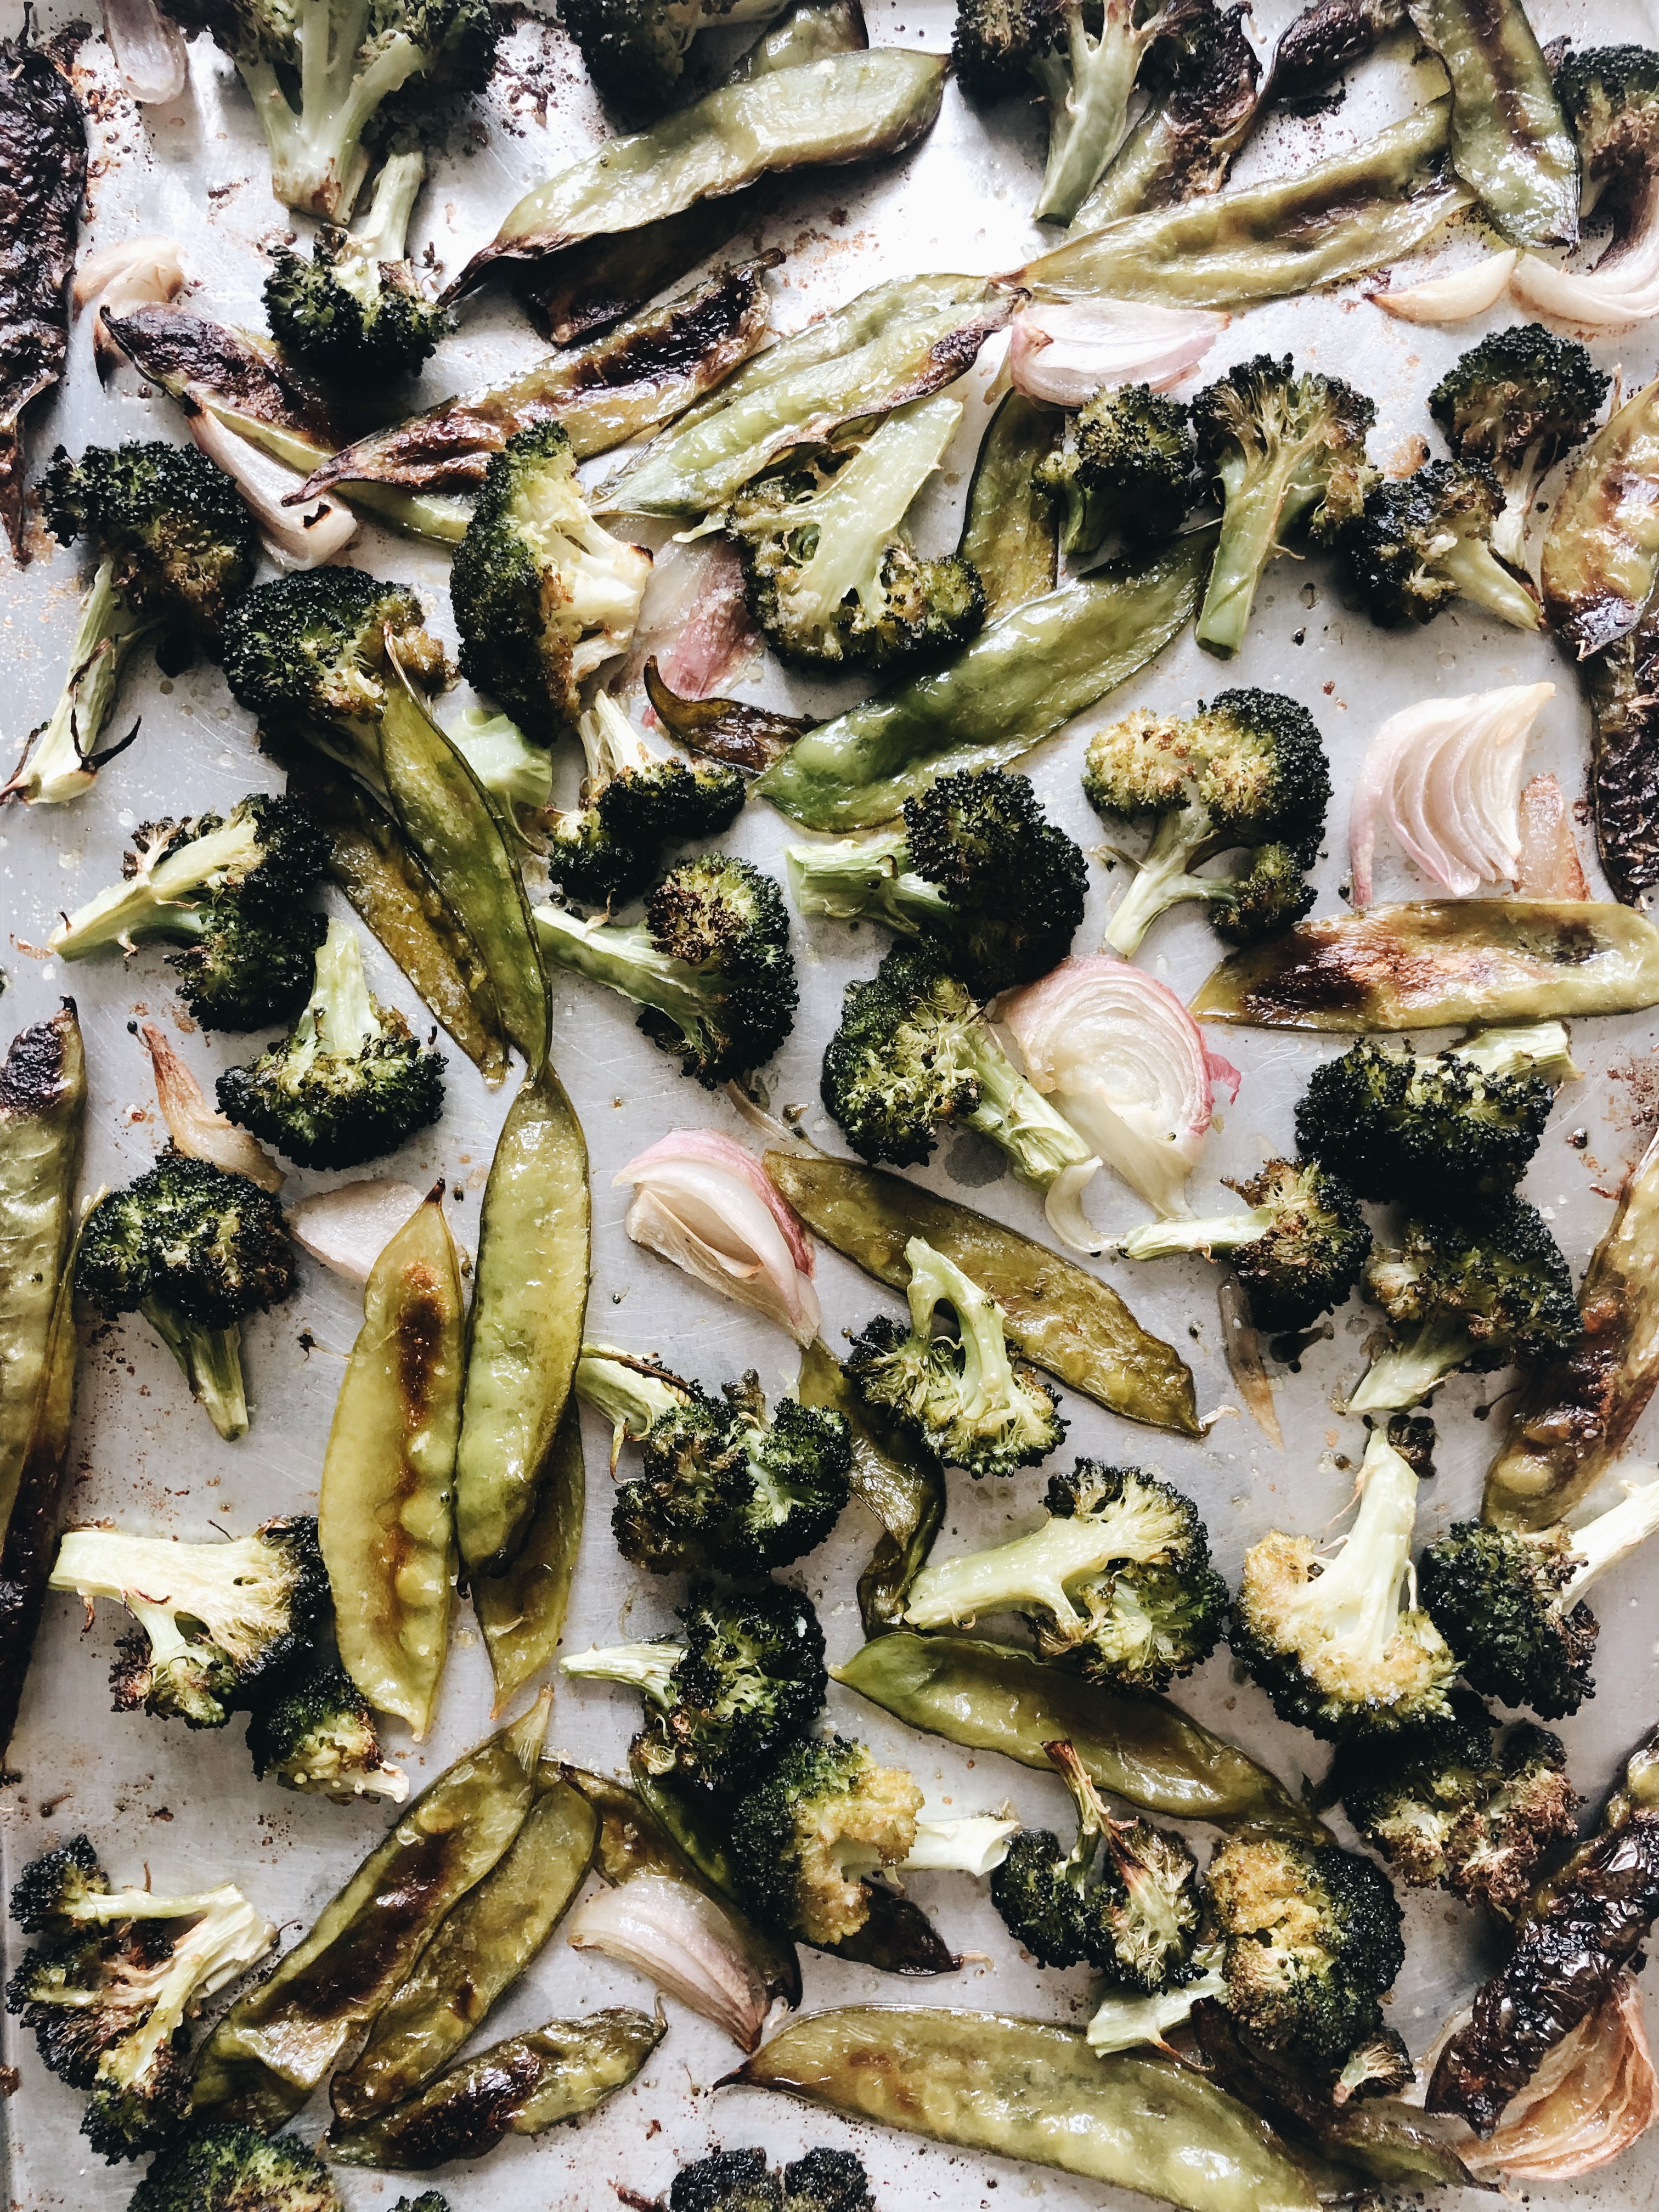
top-left (616, 1128), bottom-right (820, 1345)
top-left (1511, 182), bottom-right (1659, 328)
top-left (1008, 297), bottom-right (1225, 409)
top-left (565, 1872), bottom-right (770, 2051)
top-left (1369, 249), bottom-right (1518, 324)
top-left (75, 236), bottom-right (183, 375)
top-left (629, 537), bottom-right (761, 703)
top-left (1456, 1975), bottom-right (1659, 2182)
top-left (140, 1023), bottom-right (284, 1193)
top-left (1516, 772), bottom-right (1590, 900)
top-left (288, 1180), bottom-right (427, 1285)
top-left (188, 407), bottom-right (357, 570)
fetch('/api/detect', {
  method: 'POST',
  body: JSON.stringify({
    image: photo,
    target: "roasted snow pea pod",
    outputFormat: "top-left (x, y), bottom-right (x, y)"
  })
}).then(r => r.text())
top-left (296, 266), bottom-right (774, 501)
top-left (377, 670), bottom-right (550, 1073)
top-left (193, 1697), bottom-right (550, 2129)
top-left (836, 1632), bottom-right (1325, 1839)
top-left (449, 52), bottom-right (946, 298)
top-left (1018, 101), bottom-right (1469, 309)
top-left (473, 1397), bottom-right (585, 1711)
top-left (454, 1061), bottom-right (591, 1577)
top-left (754, 529), bottom-right (1215, 830)
top-left (957, 391), bottom-right (1061, 620)
top-left (730, 2008), bottom-right (1321, 2212)
top-left (329, 2006), bottom-right (664, 2169)
top-left (1583, 597), bottom-right (1659, 905)
top-left (1191, 901), bottom-right (1659, 1030)
top-left (645, 658), bottom-right (816, 774)
top-left (1541, 376), bottom-right (1659, 660)
top-left (1405, 0), bottom-right (1577, 247)
top-left (1483, 1125), bottom-right (1659, 1531)
top-left (319, 1184), bottom-right (464, 1740)
top-left (765, 1152), bottom-right (1200, 1433)
top-left (796, 1337), bottom-right (943, 1635)
top-left (330, 1768), bottom-right (599, 2124)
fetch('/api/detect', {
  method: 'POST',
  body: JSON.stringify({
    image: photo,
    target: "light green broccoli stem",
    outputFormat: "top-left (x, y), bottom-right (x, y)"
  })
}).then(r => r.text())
top-left (140, 1304), bottom-right (250, 1440)
top-left (49, 1532), bottom-right (223, 1690)
top-left (900, 1232), bottom-right (1039, 1443)
top-left (1032, 0), bottom-right (1154, 225)
top-left (347, 146), bottom-right (426, 272)
top-left (1087, 1947), bottom-right (1228, 2053)
top-left (1440, 533), bottom-right (1543, 631)
top-left (53, 1882), bottom-right (238, 1926)
top-left (561, 1640), bottom-right (685, 1708)
top-left (1101, 806), bottom-right (1218, 955)
top-left (958, 1025), bottom-right (1096, 1194)
top-left (1280, 1427), bottom-right (1423, 1667)
top-left (1120, 1209), bottom-right (1272, 1261)
top-left (532, 902), bottom-right (725, 1042)
top-left (904, 1484), bottom-right (1189, 1630)
top-left (1455, 1022), bottom-right (1578, 1085)
top-left (582, 691), bottom-right (654, 786)
top-left (786, 834), bottom-right (955, 939)
top-left (1348, 1313), bottom-right (1477, 1414)
top-left (290, 919), bottom-right (380, 1070)
top-left (573, 1346), bottom-right (693, 1439)
top-left (1560, 1476), bottom-right (1659, 1606)
top-left (449, 706), bottom-right (553, 820)
top-left (1197, 439), bottom-right (1323, 655)
top-left (97, 1891), bottom-right (274, 2097)
top-left (840, 1811), bottom-right (1019, 1880)
top-left (52, 808), bottom-right (269, 959)
top-left (7, 558), bottom-right (156, 806)
top-left (237, 0), bottom-right (431, 219)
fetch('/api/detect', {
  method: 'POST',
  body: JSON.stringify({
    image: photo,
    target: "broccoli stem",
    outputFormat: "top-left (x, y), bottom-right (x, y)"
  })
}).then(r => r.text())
top-left (1197, 453), bottom-right (1319, 655)
top-left (1119, 1208), bottom-right (1274, 1261)
top-left (786, 834), bottom-right (955, 938)
top-left (561, 1640), bottom-right (683, 1706)
top-left (349, 146), bottom-right (425, 270)
top-left (899, 1234), bottom-right (1043, 1448)
top-left (1491, 443), bottom-right (1547, 569)
top-left (8, 558), bottom-right (156, 805)
top-left (448, 707), bottom-right (553, 820)
top-left (140, 1302), bottom-right (250, 1440)
top-left (1087, 1949), bottom-right (1228, 2052)
top-left (1560, 1479), bottom-right (1659, 1606)
top-left (300, 918), bottom-right (381, 1059)
top-left (1454, 1022), bottom-right (1578, 1085)
top-left (98, 1891), bottom-right (273, 2094)
top-left (958, 1024), bottom-right (1097, 1195)
top-left (905, 1510), bottom-right (1166, 1631)
top-left (840, 1812), bottom-right (1018, 1880)
top-left (241, 0), bottom-right (430, 219)
top-left (1099, 810), bottom-right (1216, 955)
top-left (1032, 0), bottom-right (1151, 225)
top-left (573, 1347), bottom-right (692, 1440)
top-left (1282, 1427), bottom-right (1423, 1665)
top-left (53, 810), bottom-right (270, 959)
top-left (533, 904), bottom-right (728, 1045)
top-left (1438, 532), bottom-right (1543, 631)
top-left (1348, 1313), bottom-right (1477, 1413)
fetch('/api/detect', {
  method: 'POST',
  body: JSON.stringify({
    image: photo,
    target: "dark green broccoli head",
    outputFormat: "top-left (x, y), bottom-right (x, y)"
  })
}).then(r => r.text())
top-left (222, 568), bottom-right (448, 754)
top-left (1418, 1520), bottom-right (1596, 1719)
top-left (245, 1660), bottom-right (405, 1801)
top-left (991, 1825), bottom-right (1096, 1968)
top-left (562, 0), bottom-right (794, 112)
top-left (1036, 383), bottom-right (1196, 556)
top-left (41, 440), bottom-right (257, 645)
top-left (730, 1734), bottom-right (924, 1946)
top-left (76, 1151), bottom-right (296, 1330)
top-left (127, 2120), bottom-right (342, 2212)
top-left (171, 899), bottom-right (330, 1034)
top-left (899, 768), bottom-right (1087, 992)
top-left (668, 2146), bottom-right (875, 2212)
top-left (1224, 1158), bottom-right (1372, 1335)
top-left (265, 239), bottom-right (450, 382)
top-left (1192, 353), bottom-right (1376, 524)
top-left (820, 941), bottom-right (983, 1167)
top-left (1345, 459), bottom-right (1541, 630)
top-left (391, 2198), bottom-right (452, 2212)
top-left (10, 1836), bottom-right (111, 1934)
top-left (630, 854), bottom-right (799, 1085)
top-left (1556, 43), bottom-right (1659, 208)
top-left (1295, 1037), bottom-right (1555, 1203)
top-left (1085, 689), bottom-right (1330, 861)
top-left (626, 1581), bottom-right (828, 1800)
top-left (1428, 324), bottom-right (1609, 474)
top-left (951, 0), bottom-right (1062, 99)
top-left (1363, 1195), bottom-right (1581, 1378)
top-left (611, 1380), bottom-right (751, 1572)
top-left (725, 1381), bottom-right (854, 1568)
top-left (549, 748), bottom-right (746, 909)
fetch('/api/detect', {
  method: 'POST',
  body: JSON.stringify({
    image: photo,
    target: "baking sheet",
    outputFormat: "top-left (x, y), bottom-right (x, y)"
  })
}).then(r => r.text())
top-left (4, 0), bottom-right (1659, 2203)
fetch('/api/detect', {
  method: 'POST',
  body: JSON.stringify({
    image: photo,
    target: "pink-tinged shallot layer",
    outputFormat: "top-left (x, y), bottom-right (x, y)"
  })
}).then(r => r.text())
top-left (627, 538), bottom-right (761, 703)
top-left (1369, 249), bottom-right (1517, 324)
top-left (1460, 1974), bottom-right (1658, 2181)
top-left (289, 1180), bottom-right (428, 1285)
top-left (141, 1024), bottom-right (285, 1193)
top-left (1517, 772), bottom-right (1590, 899)
top-left (616, 1128), bottom-right (820, 1345)
top-left (1513, 185), bottom-right (1659, 327)
top-left (1348, 682), bottom-right (1554, 907)
top-left (1008, 297), bottom-right (1226, 409)
top-left (1000, 956), bottom-right (1239, 1220)
top-left (75, 237), bottom-right (183, 375)
top-left (565, 1873), bottom-right (770, 2051)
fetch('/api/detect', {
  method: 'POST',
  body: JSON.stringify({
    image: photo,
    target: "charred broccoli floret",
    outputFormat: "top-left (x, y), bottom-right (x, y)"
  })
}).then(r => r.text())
top-left (563, 0), bottom-right (793, 113)
top-left (905, 1459), bottom-right (1224, 1688)
top-left (1344, 458), bottom-right (1542, 631)
top-left (563, 1582), bottom-right (827, 1799)
top-left (450, 420), bottom-right (652, 738)
top-left (1083, 688), bottom-right (1330, 956)
top-left (127, 2119), bottom-right (342, 2211)
top-left (1427, 324), bottom-right (1609, 566)
top-left (786, 768), bottom-right (1086, 996)
top-left (1231, 1424), bottom-right (1458, 1741)
top-left (546, 691), bottom-right (745, 907)
top-left (846, 1237), bottom-right (1064, 1480)
top-left (74, 1152), bottom-right (298, 1440)
top-left (5, 442), bottom-right (257, 808)
top-left (534, 854), bottom-right (797, 1085)
top-left (1076, 0), bottom-right (1260, 223)
top-left (1190, 353), bottom-right (1375, 654)
top-left (1351, 1194), bottom-right (1581, 1414)
top-left (216, 919), bottom-right (445, 1169)
top-left (1120, 1158), bottom-right (1370, 1335)
top-left (1035, 383), bottom-right (1197, 556)
top-left (264, 149), bottom-right (450, 382)
top-left (245, 1659), bottom-right (409, 1802)
top-left (667, 2146), bottom-right (876, 2212)
top-left (1419, 1477), bottom-right (1659, 1718)
top-left (1555, 44), bottom-right (1659, 222)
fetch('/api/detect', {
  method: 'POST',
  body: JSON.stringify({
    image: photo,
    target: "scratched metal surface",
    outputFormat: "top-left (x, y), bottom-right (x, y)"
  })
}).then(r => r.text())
top-left (3, 0), bottom-right (1659, 2204)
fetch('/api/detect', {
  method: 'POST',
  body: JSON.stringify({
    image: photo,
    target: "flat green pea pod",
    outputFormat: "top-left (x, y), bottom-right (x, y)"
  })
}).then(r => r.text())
top-left (958, 391), bottom-right (1061, 621)
top-left (193, 1695), bottom-right (549, 2129)
top-left (328, 2007), bottom-right (664, 2170)
top-left (1190, 900), bottom-right (1659, 1030)
top-left (330, 1768), bottom-right (598, 2125)
top-left (1406, 0), bottom-right (1577, 246)
top-left (796, 1338), bottom-right (943, 1635)
top-left (474, 1397), bottom-right (585, 1711)
top-left (1541, 375), bottom-right (1659, 659)
top-left (837, 1633), bottom-right (1326, 1840)
top-left (455, 1062), bottom-right (591, 1577)
top-left (1018, 102), bottom-right (1469, 308)
top-left (754, 531), bottom-right (1215, 830)
top-left (319, 1186), bottom-right (464, 1739)
top-left (765, 1153), bottom-right (1200, 1435)
top-left (729, 2008), bottom-right (1320, 2212)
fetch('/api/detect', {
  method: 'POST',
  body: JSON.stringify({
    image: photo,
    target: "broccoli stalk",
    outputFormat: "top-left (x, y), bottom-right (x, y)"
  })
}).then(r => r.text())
top-left (5, 560), bottom-right (157, 806)
top-left (447, 706), bottom-right (554, 823)
top-left (1119, 1158), bottom-right (1370, 1335)
top-left (1030, 3), bottom-right (1172, 224)
top-left (546, 691), bottom-right (744, 907)
top-left (264, 148), bottom-right (451, 382)
top-left (572, 1345), bottom-right (692, 1460)
top-left (1427, 323), bottom-right (1609, 567)
top-left (1345, 459), bottom-right (1542, 631)
top-left (1087, 1948), bottom-right (1230, 2053)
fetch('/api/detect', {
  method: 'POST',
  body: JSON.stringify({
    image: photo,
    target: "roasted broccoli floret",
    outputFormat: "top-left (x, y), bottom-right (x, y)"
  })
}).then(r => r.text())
top-left (667, 2145), bottom-right (876, 2212)
top-left (574, 1347), bottom-right (852, 1573)
top-left (1035, 383), bottom-right (1197, 556)
top-left (49, 1516), bottom-right (326, 1728)
top-left (1120, 1158), bottom-right (1370, 1335)
top-left (264, 149), bottom-right (450, 382)
top-left (450, 420), bottom-right (652, 739)
top-left (5, 442), bottom-right (257, 807)
top-left (127, 2120), bottom-right (342, 2211)
top-left (1419, 1477), bottom-right (1659, 1718)
top-left (1329, 1693), bottom-right (1580, 1916)
top-left (1344, 458), bottom-right (1542, 631)
top-left (547, 691), bottom-right (745, 907)
top-left (74, 1152), bottom-right (299, 1440)
top-left (1078, 0), bottom-right (1259, 222)
top-left (1427, 324), bottom-right (1609, 566)
top-left (563, 1582), bottom-right (827, 1799)
top-left (1555, 44), bottom-right (1659, 223)
top-left (48, 793), bottom-right (328, 1031)
top-left (787, 768), bottom-right (1086, 996)
top-left (1231, 1423), bottom-right (1458, 1741)
top-left (1295, 1026), bottom-right (1573, 1204)
top-left (846, 1237), bottom-right (1064, 1481)
top-left (1082, 688), bottom-right (1330, 956)
top-left (905, 1459), bottom-right (1224, 1688)
top-left (159, 0), bottom-right (498, 220)
top-left (1190, 353), bottom-right (1375, 654)
top-left (563, 0), bottom-right (793, 113)
top-left (1351, 1194), bottom-right (1581, 1414)
top-left (245, 1659), bottom-right (410, 1801)
top-left (216, 919), bottom-right (445, 1169)
top-left (533, 854), bottom-right (797, 1085)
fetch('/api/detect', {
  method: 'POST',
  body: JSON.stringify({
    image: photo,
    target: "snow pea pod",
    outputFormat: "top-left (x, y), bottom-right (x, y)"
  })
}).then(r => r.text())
top-left (1406, 0), bottom-right (1576, 247)
top-left (837, 1633), bottom-right (1327, 1839)
top-left (329, 2007), bottom-right (663, 2169)
top-left (1191, 900), bottom-right (1659, 1030)
top-left (754, 530), bottom-right (1215, 829)
top-left (1541, 375), bottom-right (1659, 659)
top-left (765, 1153), bottom-right (1200, 1434)
top-left (797, 1338), bottom-right (943, 1635)
top-left (730, 2007), bottom-right (1320, 2212)
top-left (193, 1697), bottom-right (549, 2129)
top-left (330, 1768), bottom-right (598, 2124)
top-left (958, 391), bottom-right (1060, 620)
top-left (474, 1396), bottom-right (585, 1710)
top-left (1583, 595), bottom-right (1659, 905)
top-left (454, 1061), bottom-right (591, 1577)
top-left (319, 1186), bottom-right (464, 1740)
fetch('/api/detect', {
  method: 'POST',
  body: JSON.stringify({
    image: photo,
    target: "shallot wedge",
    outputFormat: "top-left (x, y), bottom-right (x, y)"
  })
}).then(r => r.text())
top-left (1369, 250), bottom-right (1518, 324)
top-left (1511, 182), bottom-right (1659, 328)
top-left (75, 236), bottom-right (183, 376)
top-left (140, 1024), bottom-right (284, 1193)
top-left (98, 0), bottom-right (188, 104)
top-left (626, 537), bottom-right (761, 703)
top-left (1008, 297), bottom-right (1226, 408)
top-left (565, 1872), bottom-right (769, 2051)
top-left (1516, 772), bottom-right (1590, 900)
top-left (616, 1129), bottom-right (819, 1345)
top-left (1457, 1974), bottom-right (1659, 2181)
top-left (288, 1180), bottom-right (427, 1285)
top-left (1348, 684), bottom-right (1554, 908)
top-left (187, 407), bottom-right (357, 570)
top-left (999, 956), bottom-right (1239, 1221)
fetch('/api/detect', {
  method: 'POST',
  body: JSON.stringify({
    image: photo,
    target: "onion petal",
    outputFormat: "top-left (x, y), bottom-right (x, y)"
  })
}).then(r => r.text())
top-left (616, 1130), bottom-right (819, 1344)
top-left (75, 237), bottom-right (184, 376)
top-left (565, 1872), bottom-right (769, 2051)
top-left (1008, 297), bottom-right (1226, 408)
top-left (1460, 1974), bottom-right (1658, 2181)
top-left (98, 0), bottom-right (188, 104)
top-left (1516, 772), bottom-right (1590, 900)
top-left (141, 1024), bottom-right (285, 1193)
top-left (288, 1180), bottom-right (427, 1285)
top-left (1219, 1271), bottom-right (1282, 1448)
top-left (186, 406), bottom-right (357, 569)
top-left (1511, 182), bottom-right (1659, 328)
top-left (1368, 249), bottom-right (1518, 323)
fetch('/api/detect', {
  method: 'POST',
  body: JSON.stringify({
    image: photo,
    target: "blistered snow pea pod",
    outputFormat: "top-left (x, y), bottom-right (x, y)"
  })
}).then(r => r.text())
top-left (729, 2008), bottom-right (1321, 2212)
top-left (796, 1338), bottom-right (943, 1636)
top-left (958, 391), bottom-right (1060, 620)
top-left (1541, 376), bottom-right (1659, 660)
top-left (474, 1397), bottom-right (585, 1709)
top-left (1406, 0), bottom-right (1577, 248)
top-left (320, 1185), bottom-right (464, 1740)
